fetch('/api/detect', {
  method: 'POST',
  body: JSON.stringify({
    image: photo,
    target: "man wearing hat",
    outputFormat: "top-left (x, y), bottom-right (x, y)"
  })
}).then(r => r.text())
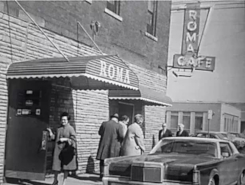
top-left (158, 122), bottom-right (172, 141)
top-left (176, 123), bottom-right (189, 137)
top-left (96, 113), bottom-right (124, 178)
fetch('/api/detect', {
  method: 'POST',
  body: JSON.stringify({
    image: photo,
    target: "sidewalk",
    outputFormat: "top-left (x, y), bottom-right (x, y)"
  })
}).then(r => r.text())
top-left (3, 173), bottom-right (103, 185)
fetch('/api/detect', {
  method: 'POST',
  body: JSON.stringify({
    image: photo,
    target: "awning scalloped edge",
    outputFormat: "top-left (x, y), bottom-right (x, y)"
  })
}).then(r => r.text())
top-left (109, 97), bottom-right (172, 106)
top-left (6, 73), bottom-right (139, 90)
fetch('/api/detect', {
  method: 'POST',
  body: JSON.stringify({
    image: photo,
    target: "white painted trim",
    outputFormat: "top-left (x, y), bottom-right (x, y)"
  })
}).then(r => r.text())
top-left (104, 8), bottom-right (123, 22)
top-left (145, 32), bottom-right (158, 42)
top-left (85, 0), bottom-right (92, 4)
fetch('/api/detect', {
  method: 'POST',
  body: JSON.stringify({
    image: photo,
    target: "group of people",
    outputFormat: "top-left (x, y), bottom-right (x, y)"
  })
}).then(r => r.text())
top-left (45, 112), bottom-right (190, 184)
top-left (158, 122), bottom-right (189, 140)
top-left (96, 113), bottom-right (145, 178)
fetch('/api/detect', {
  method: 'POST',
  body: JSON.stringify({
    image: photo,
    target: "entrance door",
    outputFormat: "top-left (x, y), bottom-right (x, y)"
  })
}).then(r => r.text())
top-left (118, 102), bottom-right (134, 125)
top-left (5, 80), bottom-right (51, 180)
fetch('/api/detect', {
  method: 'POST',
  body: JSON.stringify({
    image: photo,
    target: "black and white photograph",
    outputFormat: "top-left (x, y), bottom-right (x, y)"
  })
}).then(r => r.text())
top-left (0, 0), bottom-right (245, 185)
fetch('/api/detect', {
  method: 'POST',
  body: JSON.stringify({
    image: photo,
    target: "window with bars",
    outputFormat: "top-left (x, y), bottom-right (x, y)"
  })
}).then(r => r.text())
top-left (107, 0), bottom-right (121, 15)
top-left (147, 0), bottom-right (158, 36)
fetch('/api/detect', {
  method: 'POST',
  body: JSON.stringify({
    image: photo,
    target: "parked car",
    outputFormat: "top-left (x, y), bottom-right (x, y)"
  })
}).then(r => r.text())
top-left (222, 132), bottom-right (245, 149)
top-left (103, 137), bottom-right (245, 185)
top-left (229, 132), bottom-right (245, 139)
top-left (195, 131), bottom-right (245, 149)
top-left (195, 131), bottom-right (228, 140)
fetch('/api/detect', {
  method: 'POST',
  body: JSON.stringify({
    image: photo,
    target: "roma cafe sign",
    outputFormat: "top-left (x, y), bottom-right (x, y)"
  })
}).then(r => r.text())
top-left (173, 3), bottom-right (215, 71)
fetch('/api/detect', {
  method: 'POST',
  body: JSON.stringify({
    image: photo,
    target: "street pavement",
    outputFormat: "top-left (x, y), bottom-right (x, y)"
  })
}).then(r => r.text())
top-left (3, 173), bottom-right (103, 185)
top-left (3, 148), bottom-right (245, 185)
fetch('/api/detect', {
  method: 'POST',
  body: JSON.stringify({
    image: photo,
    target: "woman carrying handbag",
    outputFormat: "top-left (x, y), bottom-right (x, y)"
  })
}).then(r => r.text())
top-left (47, 112), bottom-right (77, 185)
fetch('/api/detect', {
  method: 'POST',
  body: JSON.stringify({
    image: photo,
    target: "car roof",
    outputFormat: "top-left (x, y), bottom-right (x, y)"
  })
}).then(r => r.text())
top-left (163, 137), bottom-right (228, 143)
top-left (196, 131), bottom-right (226, 134)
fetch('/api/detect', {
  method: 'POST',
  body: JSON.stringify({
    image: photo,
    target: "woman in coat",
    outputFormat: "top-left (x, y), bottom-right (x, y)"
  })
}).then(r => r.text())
top-left (176, 123), bottom-right (189, 137)
top-left (47, 112), bottom-right (77, 185)
top-left (121, 114), bottom-right (145, 156)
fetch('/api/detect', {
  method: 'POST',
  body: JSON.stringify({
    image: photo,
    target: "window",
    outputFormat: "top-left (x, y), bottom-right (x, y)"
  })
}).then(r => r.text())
top-left (195, 112), bottom-right (203, 132)
top-left (183, 112), bottom-right (191, 132)
top-left (107, 0), bottom-right (120, 15)
top-left (170, 111), bottom-right (178, 132)
top-left (224, 114), bottom-right (239, 132)
top-left (147, 0), bottom-right (158, 37)
top-left (151, 140), bottom-right (217, 157)
top-left (220, 142), bottom-right (233, 158)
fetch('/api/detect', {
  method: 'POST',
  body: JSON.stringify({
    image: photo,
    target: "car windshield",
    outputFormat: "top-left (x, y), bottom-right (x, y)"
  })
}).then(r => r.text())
top-left (151, 140), bottom-right (217, 157)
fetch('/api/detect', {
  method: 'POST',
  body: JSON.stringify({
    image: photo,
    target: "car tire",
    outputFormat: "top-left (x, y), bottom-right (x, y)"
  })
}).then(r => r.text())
top-left (237, 171), bottom-right (245, 185)
top-left (208, 178), bottom-right (216, 185)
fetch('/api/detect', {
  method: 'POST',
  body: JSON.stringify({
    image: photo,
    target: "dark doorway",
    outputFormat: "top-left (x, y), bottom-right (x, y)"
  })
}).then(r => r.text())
top-left (118, 102), bottom-right (134, 125)
top-left (5, 79), bottom-right (51, 180)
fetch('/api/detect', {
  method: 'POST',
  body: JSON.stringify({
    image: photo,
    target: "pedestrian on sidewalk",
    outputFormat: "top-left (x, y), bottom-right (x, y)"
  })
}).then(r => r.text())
top-left (120, 114), bottom-right (145, 156)
top-left (47, 112), bottom-right (77, 185)
top-left (118, 115), bottom-right (130, 139)
top-left (176, 123), bottom-right (189, 137)
top-left (158, 122), bottom-right (172, 141)
top-left (96, 113), bottom-right (124, 179)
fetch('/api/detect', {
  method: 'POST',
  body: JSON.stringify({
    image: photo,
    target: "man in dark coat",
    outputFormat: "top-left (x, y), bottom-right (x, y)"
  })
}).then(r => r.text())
top-left (158, 122), bottom-right (172, 141)
top-left (176, 123), bottom-right (189, 137)
top-left (96, 113), bottom-right (124, 178)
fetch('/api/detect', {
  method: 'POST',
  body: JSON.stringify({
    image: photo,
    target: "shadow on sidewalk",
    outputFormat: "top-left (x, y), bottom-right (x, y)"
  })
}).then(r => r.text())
top-left (69, 175), bottom-right (102, 183)
top-left (5, 178), bottom-right (50, 185)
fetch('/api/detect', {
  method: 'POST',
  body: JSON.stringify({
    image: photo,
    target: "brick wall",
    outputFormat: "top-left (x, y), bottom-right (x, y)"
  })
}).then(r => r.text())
top-left (129, 63), bottom-right (167, 92)
top-left (0, 11), bottom-right (107, 181)
top-left (73, 90), bottom-right (109, 173)
top-left (1, 1), bottom-right (171, 73)
top-left (144, 106), bottom-right (166, 152)
top-left (0, 4), bottom-right (170, 180)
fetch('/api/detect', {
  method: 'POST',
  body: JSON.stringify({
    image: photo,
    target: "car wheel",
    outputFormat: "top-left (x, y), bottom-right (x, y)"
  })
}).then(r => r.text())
top-left (238, 171), bottom-right (245, 185)
top-left (208, 178), bottom-right (216, 185)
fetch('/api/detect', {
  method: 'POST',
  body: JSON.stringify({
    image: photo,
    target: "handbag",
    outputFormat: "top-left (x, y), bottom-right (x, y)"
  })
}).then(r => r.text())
top-left (59, 143), bottom-right (75, 165)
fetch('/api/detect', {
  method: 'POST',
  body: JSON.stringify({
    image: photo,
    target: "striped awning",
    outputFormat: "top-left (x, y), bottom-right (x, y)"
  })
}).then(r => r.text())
top-left (109, 85), bottom-right (172, 106)
top-left (6, 55), bottom-right (139, 90)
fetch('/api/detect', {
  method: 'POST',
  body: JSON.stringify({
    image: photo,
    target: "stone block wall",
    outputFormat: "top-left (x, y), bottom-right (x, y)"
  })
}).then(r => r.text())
top-left (0, 11), bottom-right (106, 181)
top-left (1, 1), bottom-right (171, 73)
top-left (72, 90), bottom-right (109, 173)
top-left (0, 5), bottom-right (170, 181)
top-left (144, 106), bottom-right (166, 152)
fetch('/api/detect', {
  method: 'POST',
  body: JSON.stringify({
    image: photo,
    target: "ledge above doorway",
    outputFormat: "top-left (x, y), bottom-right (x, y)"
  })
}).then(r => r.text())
top-left (109, 85), bottom-right (172, 106)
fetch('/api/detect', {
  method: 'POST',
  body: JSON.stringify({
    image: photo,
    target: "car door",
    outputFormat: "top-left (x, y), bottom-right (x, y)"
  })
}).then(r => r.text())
top-left (218, 142), bottom-right (239, 185)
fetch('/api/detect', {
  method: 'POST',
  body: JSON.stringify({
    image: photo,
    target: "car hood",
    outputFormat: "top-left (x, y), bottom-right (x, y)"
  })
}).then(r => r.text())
top-left (108, 153), bottom-right (217, 180)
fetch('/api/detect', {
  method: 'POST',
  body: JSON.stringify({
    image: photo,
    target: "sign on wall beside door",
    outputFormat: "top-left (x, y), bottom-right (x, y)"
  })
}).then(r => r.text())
top-left (16, 89), bottom-right (42, 116)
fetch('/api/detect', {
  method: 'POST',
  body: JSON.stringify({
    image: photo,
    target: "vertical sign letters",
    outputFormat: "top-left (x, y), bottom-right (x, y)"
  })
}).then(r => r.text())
top-left (181, 3), bottom-right (200, 55)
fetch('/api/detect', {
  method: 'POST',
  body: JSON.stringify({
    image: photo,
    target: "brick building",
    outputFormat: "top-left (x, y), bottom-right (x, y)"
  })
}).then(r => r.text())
top-left (0, 1), bottom-right (172, 182)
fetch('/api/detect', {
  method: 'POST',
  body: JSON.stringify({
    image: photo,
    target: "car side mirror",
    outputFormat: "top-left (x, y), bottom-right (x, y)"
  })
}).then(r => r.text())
top-left (222, 152), bottom-right (229, 158)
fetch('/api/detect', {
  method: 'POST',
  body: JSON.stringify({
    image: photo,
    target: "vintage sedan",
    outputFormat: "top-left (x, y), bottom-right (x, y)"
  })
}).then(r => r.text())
top-left (103, 137), bottom-right (245, 185)
top-left (196, 131), bottom-right (245, 149)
